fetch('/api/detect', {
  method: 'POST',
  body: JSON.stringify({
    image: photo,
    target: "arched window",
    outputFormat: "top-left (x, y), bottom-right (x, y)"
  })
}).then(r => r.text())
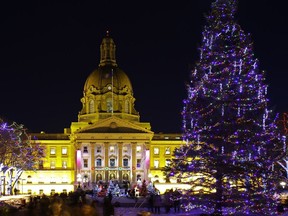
top-left (123, 173), bottom-right (129, 181)
top-left (89, 100), bottom-right (95, 113)
top-left (96, 174), bottom-right (102, 181)
top-left (124, 100), bottom-right (129, 113)
top-left (109, 173), bottom-right (115, 180)
top-left (106, 98), bottom-right (113, 113)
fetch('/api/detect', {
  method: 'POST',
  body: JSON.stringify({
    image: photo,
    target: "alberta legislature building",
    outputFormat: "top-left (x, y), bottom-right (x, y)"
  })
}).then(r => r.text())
top-left (20, 34), bottom-right (184, 195)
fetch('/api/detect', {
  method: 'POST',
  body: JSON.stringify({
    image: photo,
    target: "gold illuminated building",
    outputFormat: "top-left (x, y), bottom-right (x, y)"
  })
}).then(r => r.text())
top-left (23, 33), bottom-right (184, 195)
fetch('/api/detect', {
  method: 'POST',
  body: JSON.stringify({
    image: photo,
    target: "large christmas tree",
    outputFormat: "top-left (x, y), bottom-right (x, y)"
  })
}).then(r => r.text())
top-left (166, 0), bottom-right (285, 215)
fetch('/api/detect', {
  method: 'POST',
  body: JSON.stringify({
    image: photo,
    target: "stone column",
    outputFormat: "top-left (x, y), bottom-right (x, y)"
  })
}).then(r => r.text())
top-left (131, 143), bottom-right (137, 183)
top-left (104, 142), bottom-right (109, 182)
top-left (91, 143), bottom-right (95, 183)
top-left (118, 143), bottom-right (123, 182)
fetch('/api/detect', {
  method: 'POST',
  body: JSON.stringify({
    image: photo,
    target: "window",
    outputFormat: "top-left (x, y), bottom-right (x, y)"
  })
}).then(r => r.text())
top-left (154, 147), bottom-right (159, 155)
top-left (165, 159), bottom-right (171, 167)
top-left (96, 158), bottom-right (102, 167)
top-left (50, 147), bottom-right (56, 155)
top-left (123, 158), bottom-right (129, 167)
top-left (154, 160), bottom-right (159, 168)
top-left (136, 159), bottom-right (141, 168)
top-left (110, 158), bottom-right (115, 167)
top-left (110, 146), bottom-right (115, 153)
top-left (136, 146), bottom-right (141, 153)
top-left (165, 147), bottom-right (171, 155)
top-left (124, 100), bottom-right (129, 113)
top-left (51, 189), bottom-right (55, 195)
top-left (96, 146), bottom-right (101, 153)
top-left (83, 146), bottom-right (88, 153)
top-left (107, 98), bottom-right (113, 113)
top-left (89, 100), bottom-right (95, 113)
top-left (62, 147), bottom-right (68, 155)
top-left (83, 159), bottom-right (88, 168)
top-left (38, 176), bottom-right (44, 183)
top-left (27, 175), bottom-right (32, 184)
top-left (62, 176), bottom-right (68, 183)
top-left (123, 146), bottom-right (128, 153)
top-left (50, 161), bottom-right (55, 169)
top-left (50, 176), bottom-right (56, 183)
top-left (62, 161), bottom-right (67, 169)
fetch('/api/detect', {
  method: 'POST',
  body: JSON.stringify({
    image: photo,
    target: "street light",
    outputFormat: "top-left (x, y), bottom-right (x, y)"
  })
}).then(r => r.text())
top-left (280, 181), bottom-right (286, 189)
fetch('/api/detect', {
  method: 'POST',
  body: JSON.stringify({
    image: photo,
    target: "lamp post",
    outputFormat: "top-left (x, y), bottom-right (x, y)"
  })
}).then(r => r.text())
top-left (21, 178), bottom-right (26, 194)
top-left (1, 176), bottom-right (6, 196)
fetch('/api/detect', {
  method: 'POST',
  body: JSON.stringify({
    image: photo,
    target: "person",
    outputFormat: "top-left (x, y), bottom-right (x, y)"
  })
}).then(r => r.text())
top-left (163, 189), bottom-right (173, 213)
top-left (172, 189), bottom-right (181, 213)
top-left (147, 194), bottom-right (154, 213)
top-left (153, 194), bottom-right (162, 214)
top-left (103, 193), bottom-right (114, 216)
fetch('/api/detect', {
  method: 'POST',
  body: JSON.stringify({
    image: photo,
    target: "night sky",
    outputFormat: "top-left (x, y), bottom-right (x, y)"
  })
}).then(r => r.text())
top-left (0, 0), bottom-right (287, 133)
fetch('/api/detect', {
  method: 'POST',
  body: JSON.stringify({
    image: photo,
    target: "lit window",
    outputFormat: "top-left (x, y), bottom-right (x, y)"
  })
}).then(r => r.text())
top-left (51, 189), bottom-right (55, 195)
top-left (27, 175), bottom-right (32, 184)
top-left (165, 147), bottom-right (171, 155)
top-left (62, 147), bottom-right (68, 155)
top-left (83, 146), bottom-right (88, 153)
top-left (154, 147), bottom-right (159, 155)
top-left (62, 176), bottom-right (68, 183)
top-left (83, 159), bottom-right (88, 168)
top-left (50, 176), bottom-right (56, 183)
top-left (96, 146), bottom-right (101, 153)
top-left (137, 159), bottom-right (141, 168)
top-left (50, 161), bottom-right (55, 169)
top-left (154, 160), bottom-right (159, 168)
top-left (50, 147), bottom-right (56, 155)
top-left (96, 158), bottom-right (102, 167)
top-left (110, 158), bottom-right (115, 167)
top-left (62, 161), bottom-right (67, 169)
top-left (110, 146), bottom-right (115, 153)
top-left (123, 158), bottom-right (129, 167)
top-left (136, 146), bottom-right (141, 153)
top-left (165, 159), bottom-right (171, 167)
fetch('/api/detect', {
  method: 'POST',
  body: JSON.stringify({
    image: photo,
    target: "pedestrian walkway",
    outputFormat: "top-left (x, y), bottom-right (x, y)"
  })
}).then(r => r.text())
top-left (91, 195), bottom-right (206, 216)
top-left (115, 207), bottom-right (204, 216)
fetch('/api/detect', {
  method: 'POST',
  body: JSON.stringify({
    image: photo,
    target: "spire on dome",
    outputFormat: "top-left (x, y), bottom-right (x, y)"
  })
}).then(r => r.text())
top-left (99, 31), bottom-right (117, 67)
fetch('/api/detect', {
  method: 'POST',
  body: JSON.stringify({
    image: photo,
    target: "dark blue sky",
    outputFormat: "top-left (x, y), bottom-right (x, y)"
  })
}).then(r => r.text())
top-left (0, 0), bottom-right (287, 133)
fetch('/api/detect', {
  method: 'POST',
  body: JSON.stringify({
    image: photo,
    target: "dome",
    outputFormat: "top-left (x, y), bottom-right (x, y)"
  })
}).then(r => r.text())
top-left (84, 66), bottom-right (133, 95)
top-left (78, 32), bottom-right (139, 123)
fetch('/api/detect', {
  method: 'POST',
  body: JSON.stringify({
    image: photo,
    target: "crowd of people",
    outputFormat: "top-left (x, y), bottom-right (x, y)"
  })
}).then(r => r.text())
top-left (147, 188), bottom-right (182, 214)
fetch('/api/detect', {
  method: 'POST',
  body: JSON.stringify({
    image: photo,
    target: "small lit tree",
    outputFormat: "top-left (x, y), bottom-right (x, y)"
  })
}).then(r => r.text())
top-left (0, 118), bottom-right (44, 195)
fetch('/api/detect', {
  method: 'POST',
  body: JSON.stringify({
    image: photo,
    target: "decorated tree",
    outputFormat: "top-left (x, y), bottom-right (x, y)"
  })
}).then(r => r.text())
top-left (0, 118), bottom-right (44, 195)
top-left (165, 0), bottom-right (285, 215)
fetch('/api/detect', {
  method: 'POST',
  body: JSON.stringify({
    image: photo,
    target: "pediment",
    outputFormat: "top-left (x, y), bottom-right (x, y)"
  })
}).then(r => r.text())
top-left (76, 116), bottom-right (153, 134)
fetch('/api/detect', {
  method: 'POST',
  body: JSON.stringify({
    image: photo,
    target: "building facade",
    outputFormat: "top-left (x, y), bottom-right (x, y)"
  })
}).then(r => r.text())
top-left (22, 33), bottom-right (184, 195)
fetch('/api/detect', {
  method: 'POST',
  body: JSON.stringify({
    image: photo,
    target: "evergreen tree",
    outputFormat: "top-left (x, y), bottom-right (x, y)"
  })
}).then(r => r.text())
top-left (166, 0), bottom-right (285, 215)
